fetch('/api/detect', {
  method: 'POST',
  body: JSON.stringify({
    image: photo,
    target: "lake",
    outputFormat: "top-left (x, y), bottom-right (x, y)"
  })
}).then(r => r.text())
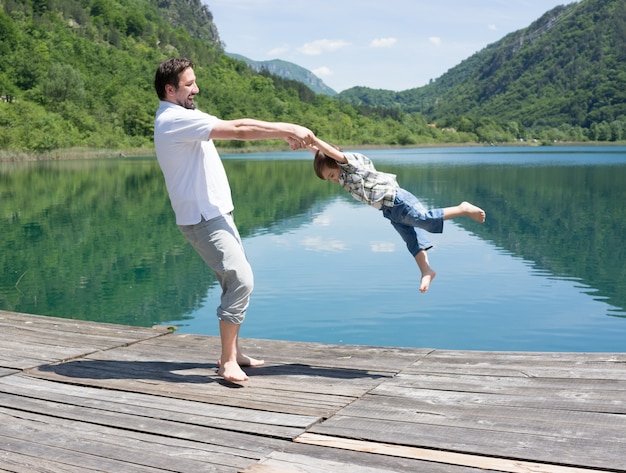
top-left (1, 146), bottom-right (625, 352)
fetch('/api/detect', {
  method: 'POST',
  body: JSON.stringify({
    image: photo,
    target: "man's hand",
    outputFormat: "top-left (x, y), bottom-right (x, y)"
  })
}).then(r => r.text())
top-left (285, 136), bottom-right (314, 151)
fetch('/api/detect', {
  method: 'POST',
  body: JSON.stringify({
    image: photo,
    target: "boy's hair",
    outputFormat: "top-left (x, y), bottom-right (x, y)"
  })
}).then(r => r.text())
top-left (313, 144), bottom-right (343, 180)
top-left (154, 57), bottom-right (194, 100)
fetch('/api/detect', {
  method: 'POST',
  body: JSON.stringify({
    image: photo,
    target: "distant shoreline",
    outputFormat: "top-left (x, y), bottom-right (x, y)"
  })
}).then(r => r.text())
top-left (1, 141), bottom-right (623, 163)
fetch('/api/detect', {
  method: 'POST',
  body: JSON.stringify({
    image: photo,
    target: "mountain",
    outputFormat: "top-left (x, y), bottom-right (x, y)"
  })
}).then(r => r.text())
top-left (226, 53), bottom-right (337, 96)
top-left (154, 0), bottom-right (220, 46)
top-left (337, 0), bottom-right (626, 132)
top-left (1, 0), bottom-right (624, 156)
top-left (0, 0), bottom-right (447, 154)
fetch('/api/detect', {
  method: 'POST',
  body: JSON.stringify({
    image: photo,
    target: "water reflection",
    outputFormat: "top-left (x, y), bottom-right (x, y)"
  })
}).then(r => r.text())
top-left (1, 147), bottom-right (625, 352)
top-left (222, 200), bottom-right (625, 352)
top-left (377, 157), bottom-right (626, 318)
top-left (0, 159), bottom-right (212, 326)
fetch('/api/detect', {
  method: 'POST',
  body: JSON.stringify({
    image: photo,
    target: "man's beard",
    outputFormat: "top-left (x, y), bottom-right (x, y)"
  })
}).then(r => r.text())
top-left (177, 97), bottom-right (196, 110)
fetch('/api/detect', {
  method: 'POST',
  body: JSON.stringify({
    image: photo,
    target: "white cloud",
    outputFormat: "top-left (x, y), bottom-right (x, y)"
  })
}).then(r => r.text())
top-left (312, 214), bottom-right (332, 226)
top-left (301, 236), bottom-right (347, 253)
top-left (271, 235), bottom-right (289, 247)
top-left (209, 0), bottom-right (575, 91)
top-left (312, 66), bottom-right (333, 78)
top-left (370, 37), bottom-right (397, 48)
top-left (267, 46), bottom-right (289, 56)
top-left (298, 39), bottom-right (350, 55)
top-left (428, 36), bottom-right (442, 46)
top-left (370, 241), bottom-right (396, 253)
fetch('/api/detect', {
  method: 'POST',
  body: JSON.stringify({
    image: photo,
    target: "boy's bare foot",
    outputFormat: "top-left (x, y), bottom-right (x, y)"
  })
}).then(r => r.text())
top-left (218, 361), bottom-right (249, 382)
top-left (420, 269), bottom-right (436, 293)
top-left (461, 201), bottom-right (486, 223)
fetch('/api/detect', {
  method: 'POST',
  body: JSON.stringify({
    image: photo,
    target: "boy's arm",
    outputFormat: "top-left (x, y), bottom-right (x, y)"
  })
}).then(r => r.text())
top-left (310, 137), bottom-right (347, 163)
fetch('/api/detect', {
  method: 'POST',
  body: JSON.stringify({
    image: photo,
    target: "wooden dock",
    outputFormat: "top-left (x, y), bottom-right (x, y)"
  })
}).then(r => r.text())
top-left (0, 310), bottom-right (624, 473)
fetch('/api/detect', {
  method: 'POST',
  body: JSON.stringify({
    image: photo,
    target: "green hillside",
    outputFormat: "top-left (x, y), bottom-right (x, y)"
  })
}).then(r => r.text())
top-left (1, 0), bottom-right (624, 158)
top-left (338, 0), bottom-right (626, 142)
top-left (1, 0), bottom-right (464, 157)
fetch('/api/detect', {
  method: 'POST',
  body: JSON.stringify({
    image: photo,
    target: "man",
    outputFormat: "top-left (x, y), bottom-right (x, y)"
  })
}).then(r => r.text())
top-left (154, 57), bottom-right (315, 382)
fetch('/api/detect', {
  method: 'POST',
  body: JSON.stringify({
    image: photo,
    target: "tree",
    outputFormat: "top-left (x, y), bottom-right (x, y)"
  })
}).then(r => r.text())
top-left (42, 63), bottom-right (86, 107)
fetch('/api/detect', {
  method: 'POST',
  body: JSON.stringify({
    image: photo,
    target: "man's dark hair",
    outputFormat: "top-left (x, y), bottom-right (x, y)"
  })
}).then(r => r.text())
top-left (154, 57), bottom-right (194, 100)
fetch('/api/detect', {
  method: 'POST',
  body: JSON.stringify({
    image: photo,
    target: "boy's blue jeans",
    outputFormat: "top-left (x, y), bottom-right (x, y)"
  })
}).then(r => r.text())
top-left (381, 188), bottom-right (444, 257)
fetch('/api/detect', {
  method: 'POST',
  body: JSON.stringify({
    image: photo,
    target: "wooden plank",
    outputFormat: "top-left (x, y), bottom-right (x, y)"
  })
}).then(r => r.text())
top-left (332, 392), bottom-right (626, 440)
top-left (409, 350), bottom-right (626, 364)
top-left (0, 398), bottom-right (293, 456)
top-left (0, 339), bottom-right (101, 370)
top-left (291, 441), bottom-right (500, 472)
top-left (0, 310), bottom-right (170, 370)
top-left (0, 433), bottom-right (173, 473)
top-left (0, 407), bottom-right (273, 472)
top-left (26, 335), bottom-right (403, 417)
top-left (390, 371), bottom-right (626, 395)
top-left (0, 368), bottom-right (18, 378)
top-left (240, 465), bottom-right (296, 473)
top-left (36, 349), bottom-right (385, 397)
top-left (0, 390), bottom-right (308, 441)
top-left (372, 378), bottom-right (626, 415)
top-left (0, 451), bottom-right (104, 473)
top-left (308, 414), bottom-right (624, 471)
top-left (0, 375), bottom-right (318, 437)
top-left (28, 361), bottom-right (355, 417)
top-left (279, 349), bottom-right (625, 471)
top-left (134, 333), bottom-right (430, 374)
top-left (294, 433), bottom-right (614, 473)
top-left (243, 445), bottom-right (500, 473)
top-left (242, 451), bottom-right (412, 472)
top-left (0, 326), bottom-right (146, 349)
top-left (407, 350), bottom-right (626, 380)
top-left (0, 310), bottom-right (170, 338)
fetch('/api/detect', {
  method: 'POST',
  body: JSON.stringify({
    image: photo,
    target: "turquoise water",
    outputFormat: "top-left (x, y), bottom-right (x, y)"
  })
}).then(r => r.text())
top-left (1, 146), bottom-right (625, 352)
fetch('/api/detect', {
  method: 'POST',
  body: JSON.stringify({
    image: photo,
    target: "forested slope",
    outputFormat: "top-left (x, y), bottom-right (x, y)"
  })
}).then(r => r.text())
top-left (1, 0), bottom-right (624, 157)
top-left (338, 0), bottom-right (626, 142)
top-left (0, 0), bottom-right (468, 155)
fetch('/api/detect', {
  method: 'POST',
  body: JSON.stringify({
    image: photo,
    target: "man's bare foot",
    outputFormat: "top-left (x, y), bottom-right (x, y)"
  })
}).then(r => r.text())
top-left (461, 201), bottom-right (486, 223)
top-left (236, 353), bottom-right (265, 367)
top-left (420, 269), bottom-right (436, 293)
top-left (218, 354), bottom-right (265, 368)
top-left (218, 360), bottom-right (249, 382)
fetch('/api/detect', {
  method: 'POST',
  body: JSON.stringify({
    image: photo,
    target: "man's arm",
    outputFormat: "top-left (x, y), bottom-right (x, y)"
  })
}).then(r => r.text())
top-left (209, 118), bottom-right (314, 144)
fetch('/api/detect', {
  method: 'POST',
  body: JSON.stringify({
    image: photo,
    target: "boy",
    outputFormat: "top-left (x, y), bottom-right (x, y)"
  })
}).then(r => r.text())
top-left (299, 137), bottom-right (486, 293)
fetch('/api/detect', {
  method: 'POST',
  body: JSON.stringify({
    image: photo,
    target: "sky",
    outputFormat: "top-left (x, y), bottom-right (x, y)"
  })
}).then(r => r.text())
top-left (205, 0), bottom-right (578, 93)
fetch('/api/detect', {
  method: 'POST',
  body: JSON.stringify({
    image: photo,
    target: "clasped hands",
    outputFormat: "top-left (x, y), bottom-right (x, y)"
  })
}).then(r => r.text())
top-left (285, 135), bottom-right (317, 151)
